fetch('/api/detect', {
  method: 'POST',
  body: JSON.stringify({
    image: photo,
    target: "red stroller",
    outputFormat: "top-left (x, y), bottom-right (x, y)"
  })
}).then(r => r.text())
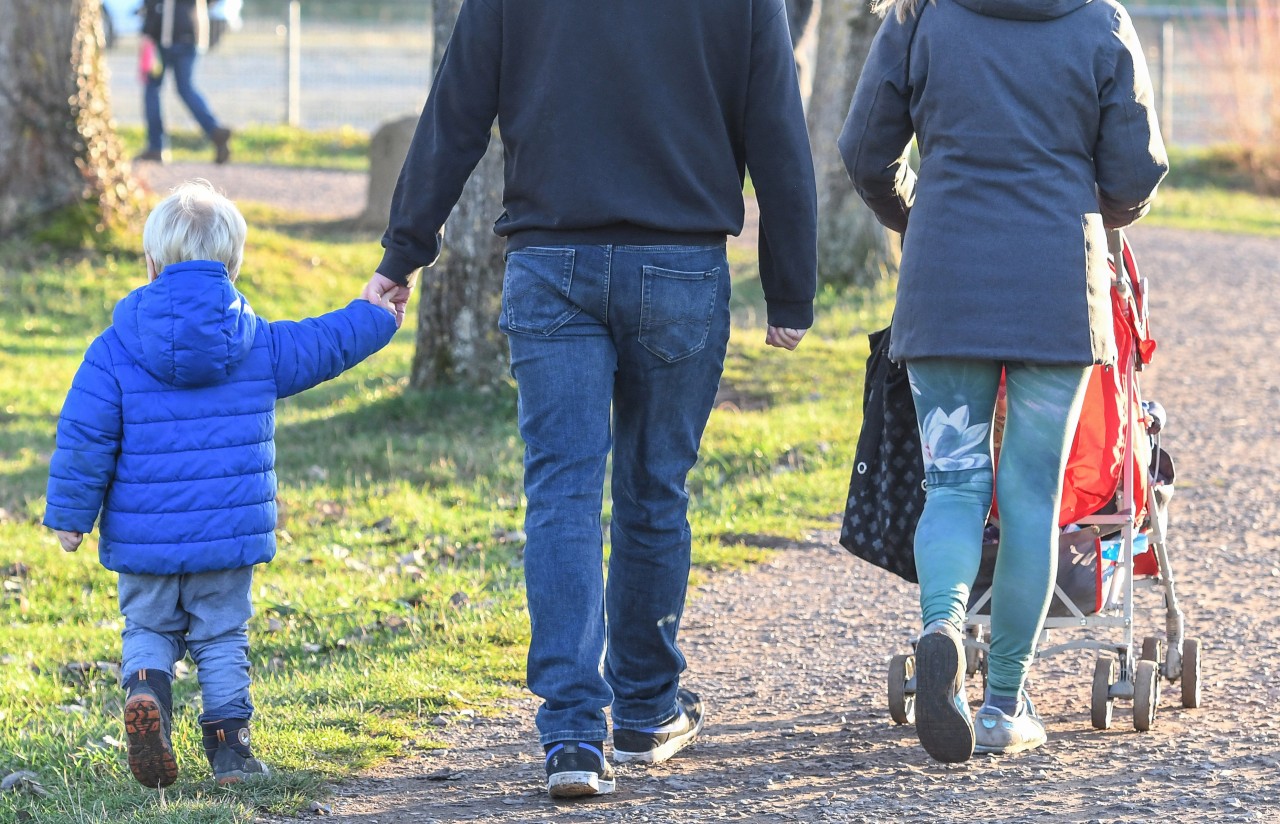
top-left (886, 229), bottom-right (1202, 732)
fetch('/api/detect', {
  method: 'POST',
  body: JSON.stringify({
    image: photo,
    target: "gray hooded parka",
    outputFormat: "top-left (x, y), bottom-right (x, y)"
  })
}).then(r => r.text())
top-left (839, 0), bottom-right (1168, 365)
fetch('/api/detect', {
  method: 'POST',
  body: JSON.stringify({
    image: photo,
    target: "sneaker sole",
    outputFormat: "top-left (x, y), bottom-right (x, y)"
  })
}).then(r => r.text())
top-left (547, 770), bottom-right (616, 798)
top-left (914, 632), bottom-right (974, 764)
top-left (975, 726), bottom-right (1048, 755)
top-left (124, 695), bottom-right (177, 788)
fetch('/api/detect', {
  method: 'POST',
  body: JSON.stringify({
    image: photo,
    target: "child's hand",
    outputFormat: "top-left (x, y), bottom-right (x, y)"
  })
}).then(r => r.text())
top-left (54, 530), bottom-right (83, 552)
top-left (361, 273), bottom-right (413, 329)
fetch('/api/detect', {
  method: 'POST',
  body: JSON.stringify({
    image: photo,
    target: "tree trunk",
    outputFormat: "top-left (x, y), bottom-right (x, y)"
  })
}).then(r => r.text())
top-left (409, 0), bottom-right (508, 391)
top-left (806, 0), bottom-right (900, 289)
top-left (0, 0), bottom-right (142, 239)
top-left (786, 0), bottom-right (816, 47)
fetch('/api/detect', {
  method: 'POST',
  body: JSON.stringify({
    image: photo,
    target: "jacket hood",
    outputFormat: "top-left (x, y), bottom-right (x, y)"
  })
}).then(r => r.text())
top-left (951, 0), bottom-right (1091, 21)
top-left (112, 260), bottom-right (256, 388)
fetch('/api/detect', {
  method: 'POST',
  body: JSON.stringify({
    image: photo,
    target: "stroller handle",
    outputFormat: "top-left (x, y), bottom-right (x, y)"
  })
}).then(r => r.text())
top-left (1108, 228), bottom-right (1132, 296)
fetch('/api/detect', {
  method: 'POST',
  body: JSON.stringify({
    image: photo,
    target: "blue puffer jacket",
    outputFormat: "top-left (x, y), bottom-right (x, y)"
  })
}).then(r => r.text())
top-left (43, 260), bottom-right (398, 575)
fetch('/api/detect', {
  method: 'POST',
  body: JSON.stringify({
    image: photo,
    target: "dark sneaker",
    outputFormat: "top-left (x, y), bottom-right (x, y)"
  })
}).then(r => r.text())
top-left (202, 719), bottom-right (270, 785)
top-left (914, 620), bottom-right (974, 764)
top-left (544, 741), bottom-right (615, 798)
top-left (974, 695), bottom-right (1047, 755)
top-left (211, 127), bottom-right (232, 165)
top-left (613, 688), bottom-right (705, 764)
top-left (133, 149), bottom-right (170, 164)
top-left (123, 669), bottom-right (178, 788)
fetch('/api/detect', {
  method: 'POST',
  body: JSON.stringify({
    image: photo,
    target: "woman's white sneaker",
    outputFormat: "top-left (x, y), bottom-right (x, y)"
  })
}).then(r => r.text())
top-left (973, 699), bottom-right (1047, 755)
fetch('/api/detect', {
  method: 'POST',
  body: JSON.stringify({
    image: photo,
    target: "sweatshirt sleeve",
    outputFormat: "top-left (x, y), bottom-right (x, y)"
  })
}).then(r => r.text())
top-left (744, 0), bottom-right (818, 329)
top-left (377, 0), bottom-right (503, 284)
top-left (837, 14), bottom-right (917, 235)
top-left (44, 337), bottom-right (123, 534)
top-left (1094, 6), bottom-right (1169, 229)
top-left (269, 300), bottom-right (399, 399)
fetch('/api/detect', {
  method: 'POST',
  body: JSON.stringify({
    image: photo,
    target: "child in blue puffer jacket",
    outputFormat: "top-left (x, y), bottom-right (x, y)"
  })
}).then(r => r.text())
top-left (43, 179), bottom-right (399, 788)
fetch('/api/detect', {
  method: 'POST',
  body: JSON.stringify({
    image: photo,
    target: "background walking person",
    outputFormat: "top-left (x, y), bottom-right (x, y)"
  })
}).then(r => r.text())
top-left (136, 0), bottom-right (232, 165)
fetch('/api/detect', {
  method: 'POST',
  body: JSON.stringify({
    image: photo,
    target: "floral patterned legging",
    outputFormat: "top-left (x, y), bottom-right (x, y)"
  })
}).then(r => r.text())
top-left (906, 358), bottom-right (1089, 699)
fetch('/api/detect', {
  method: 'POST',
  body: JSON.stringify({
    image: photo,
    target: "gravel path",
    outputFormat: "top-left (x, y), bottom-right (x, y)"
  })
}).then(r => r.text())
top-left (180, 162), bottom-right (1277, 822)
top-left (134, 162), bottom-right (369, 220)
top-left (308, 226), bottom-right (1279, 823)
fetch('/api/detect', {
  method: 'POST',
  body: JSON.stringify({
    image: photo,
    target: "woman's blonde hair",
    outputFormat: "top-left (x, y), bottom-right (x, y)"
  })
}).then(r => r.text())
top-left (142, 179), bottom-right (247, 280)
top-left (871, 0), bottom-right (932, 23)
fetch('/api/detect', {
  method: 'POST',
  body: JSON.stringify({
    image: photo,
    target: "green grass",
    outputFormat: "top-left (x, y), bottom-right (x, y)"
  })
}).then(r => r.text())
top-left (1145, 146), bottom-right (1280, 236)
top-left (4, 134), bottom-right (1272, 822)
top-left (116, 125), bottom-right (370, 171)
top-left (0, 197), bottom-right (888, 822)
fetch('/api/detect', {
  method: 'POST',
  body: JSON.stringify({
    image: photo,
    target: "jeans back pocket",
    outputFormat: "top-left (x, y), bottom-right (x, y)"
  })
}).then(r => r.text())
top-left (639, 264), bottom-right (721, 362)
top-left (501, 249), bottom-right (578, 336)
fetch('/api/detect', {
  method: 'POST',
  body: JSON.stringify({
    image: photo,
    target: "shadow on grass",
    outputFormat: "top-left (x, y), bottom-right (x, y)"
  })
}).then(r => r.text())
top-left (273, 383), bottom-right (521, 489)
top-left (1166, 146), bottom-right (1260, 192)
top-left (253, 214), bottom-right (380, 244)
top-left (0, 382), bottom-right (523, 517)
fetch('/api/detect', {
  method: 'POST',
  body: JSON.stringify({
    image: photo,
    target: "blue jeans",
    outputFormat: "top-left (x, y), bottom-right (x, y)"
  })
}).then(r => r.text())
top-left (906, 359), bottom-right (1088, 698)
top-left (500, 243), bottom-right (731, 746)
top-left (118, 566), bottom-right (255, 723)
top-left (144, 43), bottom-right (223, 151)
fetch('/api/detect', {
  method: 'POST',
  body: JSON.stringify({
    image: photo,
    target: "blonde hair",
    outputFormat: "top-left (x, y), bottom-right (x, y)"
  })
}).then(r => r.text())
top-left (142, 179), bottom-right (247, 280)
top-left (871, 0), bottom-right (932, 23)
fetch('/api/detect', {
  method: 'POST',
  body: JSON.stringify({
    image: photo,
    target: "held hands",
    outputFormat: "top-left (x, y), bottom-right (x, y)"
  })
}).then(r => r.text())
top-left (361, 273), bottom-right (414, 328)
top-left (54, 529), bottom-right (83, 552)
top-left (766, 326), bottom-right (806, 351)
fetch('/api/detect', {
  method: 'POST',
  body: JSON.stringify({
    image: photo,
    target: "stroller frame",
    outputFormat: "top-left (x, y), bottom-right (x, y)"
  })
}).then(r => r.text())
top-left (887, 230), bottom-right (1203, 733)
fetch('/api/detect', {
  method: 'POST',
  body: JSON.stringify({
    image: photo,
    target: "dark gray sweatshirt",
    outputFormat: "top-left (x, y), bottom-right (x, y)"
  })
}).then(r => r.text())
top-left (379, 0), bottom-right (818, 329)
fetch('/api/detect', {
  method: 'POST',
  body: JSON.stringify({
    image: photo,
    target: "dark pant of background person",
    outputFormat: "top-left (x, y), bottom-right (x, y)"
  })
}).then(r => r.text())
top-left (144, 42), bottom-right (225, 153)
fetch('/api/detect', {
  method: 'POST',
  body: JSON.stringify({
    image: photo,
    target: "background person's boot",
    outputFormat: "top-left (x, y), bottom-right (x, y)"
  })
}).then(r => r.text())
top-left (133, 148), bottom-right (170, 164)
top-left (211, 127), bottom-right (232, 165)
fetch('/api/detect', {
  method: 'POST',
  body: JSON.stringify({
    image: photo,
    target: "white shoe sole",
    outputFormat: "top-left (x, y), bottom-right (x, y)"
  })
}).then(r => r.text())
top-left (613, 731), bottom-right (699, 764)
top-left (547, 770), bottom-right (615, 798)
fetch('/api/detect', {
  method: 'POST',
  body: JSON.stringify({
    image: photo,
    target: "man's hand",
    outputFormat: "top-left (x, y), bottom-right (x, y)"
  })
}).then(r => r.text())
top-left (55, 530), bottom-right (83, 552)
top-left (765, 326), bottom-right (807, 351)
top-left (361, 273), bottom-right (414, 328)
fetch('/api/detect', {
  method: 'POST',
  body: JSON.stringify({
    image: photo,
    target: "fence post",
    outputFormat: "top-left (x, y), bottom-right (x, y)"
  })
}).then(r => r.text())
top-left (1159, 17), bottom-right (1174, 145)
top-left (285, 0), bottom-right (301, 127)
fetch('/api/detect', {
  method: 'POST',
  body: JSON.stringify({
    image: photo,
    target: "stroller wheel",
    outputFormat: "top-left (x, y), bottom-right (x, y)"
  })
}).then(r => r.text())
top-left (1091, 656), bottom-right (1115, 730)
top-left (1140, 636), bottom-right (1162, 666)
top-left (963, 624), bottom-right (983, 676)
top-left (1134, 659), bottom-right (1159, 731)
top-left (1181, 637), bottom-right (1202, 708)
top-left (888, 653), bottom-right (916, 725)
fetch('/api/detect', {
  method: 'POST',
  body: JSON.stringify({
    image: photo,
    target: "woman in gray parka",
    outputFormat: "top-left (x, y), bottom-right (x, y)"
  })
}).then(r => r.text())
top-left (839, 0), bottom-right (1167, 762)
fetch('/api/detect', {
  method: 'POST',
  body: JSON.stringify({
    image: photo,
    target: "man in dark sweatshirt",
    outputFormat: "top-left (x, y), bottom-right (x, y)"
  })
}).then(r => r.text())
top-left (363, 0), bottom-right (817, 798)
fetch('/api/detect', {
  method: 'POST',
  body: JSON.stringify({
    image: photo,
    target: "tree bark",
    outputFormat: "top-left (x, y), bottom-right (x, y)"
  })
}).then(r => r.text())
top-left (806, 0), bottom-right (900, 289)
top-left (0, 0), bottom-right (142, 238)
top-left (409, 0), bottom-right (509, 391)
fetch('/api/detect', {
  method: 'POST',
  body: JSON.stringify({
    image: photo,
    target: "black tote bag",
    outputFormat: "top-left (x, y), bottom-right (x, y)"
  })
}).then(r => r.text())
top-left (838, 326), bottom-right (925, 583)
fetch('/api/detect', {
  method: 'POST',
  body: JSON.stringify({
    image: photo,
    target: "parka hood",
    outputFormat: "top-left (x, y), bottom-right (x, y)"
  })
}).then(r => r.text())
top-left (952, 0), bottom-right (1092, 21)
top-left (111, 260), bottom-right (256, 388)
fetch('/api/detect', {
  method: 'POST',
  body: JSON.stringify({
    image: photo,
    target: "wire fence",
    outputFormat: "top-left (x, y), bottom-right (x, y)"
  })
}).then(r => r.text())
top-left (1129, 6), bottom-right (1250, 148)
top-left (104, 2), bottom-right (1255, 147)
top-left (105, 3), bottom-right (435, 135)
